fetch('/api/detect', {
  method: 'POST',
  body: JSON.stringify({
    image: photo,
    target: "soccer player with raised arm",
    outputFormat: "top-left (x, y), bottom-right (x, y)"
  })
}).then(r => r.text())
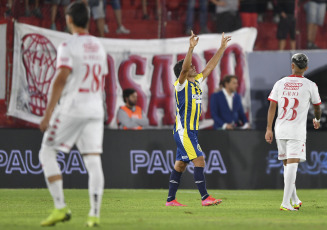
top-left (39, 1), bottom-right (107, 227)
top-left (166, 31), bottom-right (231, 206)
top-left (265, 53), bottom-right (321, 211)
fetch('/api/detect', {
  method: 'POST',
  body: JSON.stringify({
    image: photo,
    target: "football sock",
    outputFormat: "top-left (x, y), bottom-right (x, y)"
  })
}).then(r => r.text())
top-left (291, 186), bottom-right (300, 205)
top-left (282, 163), bottom-right (298, 207)
top-left (46, 179), bottom-right (66, 209)
top-left (167, 169), bottom-right (182, 202)
top-left (194, 167), bottom-right (209, 200)
top-left (84, 155), bottom-right (104, 218)
top-left (39, 146), bottom-right (66, 209)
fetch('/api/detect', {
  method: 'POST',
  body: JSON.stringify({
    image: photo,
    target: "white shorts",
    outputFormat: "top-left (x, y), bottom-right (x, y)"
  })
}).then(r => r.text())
top-left (41, 113), bottom-right (104, 154)
top-left (276, 139), bottom-right (306, 162)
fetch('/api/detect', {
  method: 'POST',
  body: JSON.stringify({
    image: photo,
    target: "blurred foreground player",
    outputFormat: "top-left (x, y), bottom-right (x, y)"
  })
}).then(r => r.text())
top-left (39, 1), bottom-right (108, 227)
top-left (265, 53), bottom-right (321, 211)
top-left (166, 31), bottom-right (231, 206)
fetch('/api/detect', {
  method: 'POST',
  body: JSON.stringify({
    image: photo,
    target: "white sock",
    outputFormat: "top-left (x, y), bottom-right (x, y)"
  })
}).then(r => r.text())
top-left (39, 146), bottom-right (66, 209)
top-left (291, 186), bottom-right (300, 205)
top-left (46, 179), bottom-right (66, 209)
top-left (282, 163), bottom-right (298, 207)
top-left (84, 155), bottom-right (104, 217)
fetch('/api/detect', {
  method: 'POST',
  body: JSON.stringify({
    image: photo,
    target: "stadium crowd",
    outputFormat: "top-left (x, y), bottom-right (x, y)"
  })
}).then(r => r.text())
top-left (1, 0), bottom-right (326, 50)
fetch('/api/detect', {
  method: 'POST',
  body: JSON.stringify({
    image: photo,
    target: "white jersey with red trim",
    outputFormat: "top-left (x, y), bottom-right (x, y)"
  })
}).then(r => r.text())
top-left (268, 75), bottom-right (321, 141)
top-left (54, 33), bottom-right (108, 118)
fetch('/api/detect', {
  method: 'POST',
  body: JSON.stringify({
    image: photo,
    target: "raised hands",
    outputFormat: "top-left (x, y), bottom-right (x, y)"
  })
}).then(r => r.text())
top-left (190, 30), bottom-right (199, 48)
top-left (220, 32), bottom-right (232, 50)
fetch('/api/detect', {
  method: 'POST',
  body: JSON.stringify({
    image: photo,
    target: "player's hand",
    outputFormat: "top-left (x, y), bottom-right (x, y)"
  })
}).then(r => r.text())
top-left (220, 32), bottom-right (232, 50)
top-left (40, 115), bottom-right (51, 132)
top-left (189, 30), bottom-right (199, 48)
top-left (226, 124), bottom-right (234, 130)
top-left (313, 118), bottom-right (320, 129)
top-left (265, 129), bottom-right (273, 144)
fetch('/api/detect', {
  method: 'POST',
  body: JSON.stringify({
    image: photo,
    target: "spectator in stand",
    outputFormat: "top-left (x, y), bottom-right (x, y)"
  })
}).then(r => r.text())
top-left (239, 0), bottom-right (257, 28)
top-left (256, 0), bottom-right (269, 22)
top-left (185, 0), bottom-right (210, 35)
top-left (88, 0), bottom-right (106, 37)
top-left (304, 0), bottom-right (327, 49)
top-left (210, 75), bottom-right (250, 130)
top-left (141, 0), bottom-right (160, 20)
top-left (210, 0), bottom-right (241, 33)
top-left (50, 0), bottom-right (71, 31)
top-left (5, 0), bottom-right (12, 17)
top-left (106, 0), bottom-right (130, 34)
top-left (275, 0), bottom-right (296, 50)
top-left (117, 89), bottom-right (149, 130)
top-left (25, 0), bottom-right (43, 18)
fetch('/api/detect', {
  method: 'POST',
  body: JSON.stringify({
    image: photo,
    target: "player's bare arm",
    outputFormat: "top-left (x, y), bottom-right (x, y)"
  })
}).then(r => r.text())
top-left (40, 67), bottom-right (71, 132)
top-left (178, 30), bottom-right (199, 84)
top-left (265, 101), bottom-right (277, 144)
top-left (313, 104), bottom-right (321, 129)
top-left (201, 32), bottom-right (231, 80)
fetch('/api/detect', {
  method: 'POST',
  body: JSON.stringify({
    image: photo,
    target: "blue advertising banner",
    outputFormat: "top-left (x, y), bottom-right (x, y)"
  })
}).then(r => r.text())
top-left (1, 129), bottom-right (327, 189)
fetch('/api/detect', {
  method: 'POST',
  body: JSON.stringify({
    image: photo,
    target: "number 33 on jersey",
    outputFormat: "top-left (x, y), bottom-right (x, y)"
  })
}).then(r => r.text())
top-left (268, 75), bottom-right (321, 141)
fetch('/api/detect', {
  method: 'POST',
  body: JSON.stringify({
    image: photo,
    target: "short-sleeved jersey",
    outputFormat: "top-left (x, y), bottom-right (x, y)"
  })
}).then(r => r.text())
top-left (174, 73), bottom-right (203, 132)
top-left (54, 33), bottom-right (108, 118)
top-left (268, 75), bottom-right (321, 141)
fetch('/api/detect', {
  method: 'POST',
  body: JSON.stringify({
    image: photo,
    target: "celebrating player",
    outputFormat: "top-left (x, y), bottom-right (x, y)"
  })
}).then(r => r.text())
top-left (265, 53), bottom-right (321, 211)
top-left (166, 31), bottom-right (231, 206)
top-left (39, 1), bottom-right (107, 227)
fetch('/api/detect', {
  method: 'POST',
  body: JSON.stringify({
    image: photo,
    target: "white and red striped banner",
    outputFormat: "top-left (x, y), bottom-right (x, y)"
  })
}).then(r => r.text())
top-left (8, 22), bottom-right (257, 128)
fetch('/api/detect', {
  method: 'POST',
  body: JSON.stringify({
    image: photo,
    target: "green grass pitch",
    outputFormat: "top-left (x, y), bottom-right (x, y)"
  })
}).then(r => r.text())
top-left (0, 189), bottom-right (327, 230)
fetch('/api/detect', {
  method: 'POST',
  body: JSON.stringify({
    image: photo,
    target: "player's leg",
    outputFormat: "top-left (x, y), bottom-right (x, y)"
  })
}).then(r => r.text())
top-left (187, 131), bottom-right (221, 206)
top-left (39, 114), bottom-right (81, 226)
top-left (291, 186), bottom-right (302, 209)
top-left (39, 145), bottom-right (71, 226)
top-left (83, 153), bottom-right (104, 227)
top-left (280, 140), bottom-right (303, 211)
top-left (166, 160), bottom-right (187, 206)
top-left (281, 158), bottom-right (299, 210)
top-left (166, 131), bottom-right (188, 206)
top-left (192, 156), bottom-right (222, 206)
top-left (77, 118), bottom-right (104, 226)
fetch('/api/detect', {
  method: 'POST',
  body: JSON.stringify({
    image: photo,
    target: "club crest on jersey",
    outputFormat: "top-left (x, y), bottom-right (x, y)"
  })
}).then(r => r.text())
top-left (284, 83), bottom-right (303, 90)
top-left (197, 144), bottom-right (203, 152)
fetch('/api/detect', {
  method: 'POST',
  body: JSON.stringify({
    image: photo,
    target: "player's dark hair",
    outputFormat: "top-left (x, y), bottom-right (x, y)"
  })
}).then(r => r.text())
top-left (222, 75), bottom-right (238, 87)
top-left (174, 59), bottom-right (184, 78)
top-left (65, 1), bottom-right (89, 29)
top-left (292, 53), bottom-right (308, 69)
top-left (123, 88), bottom-right (136, 103)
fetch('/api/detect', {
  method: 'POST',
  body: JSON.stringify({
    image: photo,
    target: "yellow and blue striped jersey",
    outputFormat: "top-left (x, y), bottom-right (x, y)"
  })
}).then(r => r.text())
top-left (174, 73), bottom-right (203, 132)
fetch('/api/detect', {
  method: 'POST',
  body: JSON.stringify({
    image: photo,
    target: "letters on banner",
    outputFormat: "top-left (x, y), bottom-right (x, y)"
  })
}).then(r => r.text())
top-left (8, 22), bottom-right (257, 128)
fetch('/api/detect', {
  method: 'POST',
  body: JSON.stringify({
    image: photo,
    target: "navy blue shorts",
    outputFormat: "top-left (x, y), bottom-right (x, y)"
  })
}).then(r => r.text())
top-left (174, 129), bottom-right (204, 163)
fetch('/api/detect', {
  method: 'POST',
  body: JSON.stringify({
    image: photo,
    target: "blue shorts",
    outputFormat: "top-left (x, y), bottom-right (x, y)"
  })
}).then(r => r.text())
top-left (108, 0), bottom-right (121, 10)
top-left (174, 129), bottom-right (204, 163)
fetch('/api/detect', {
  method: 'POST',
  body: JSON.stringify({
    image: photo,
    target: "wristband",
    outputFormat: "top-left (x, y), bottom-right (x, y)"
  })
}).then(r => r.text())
top-left (314, 118), bottom-right (320, 123)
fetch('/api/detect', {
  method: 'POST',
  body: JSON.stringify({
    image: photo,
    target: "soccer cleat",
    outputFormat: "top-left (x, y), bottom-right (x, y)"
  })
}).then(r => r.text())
top-left (280, 205), bottom-right (298, 211)
top-left (40, 207), bottom-right (71, 226)
top-left (165, 200), bottom-right (187, 206)
top-left (202, 196), bottom-right (222, 206)
top-left (86, 216), bottom-right (100, 227)
top-left (293, 201), bottom-right (302, 210)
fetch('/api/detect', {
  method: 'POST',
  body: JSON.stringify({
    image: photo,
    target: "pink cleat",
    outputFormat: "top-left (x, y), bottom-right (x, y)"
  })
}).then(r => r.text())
top-left (166, 200), bottom-right (187, 206)
top-left (202, 196), bottom-right (222, 206)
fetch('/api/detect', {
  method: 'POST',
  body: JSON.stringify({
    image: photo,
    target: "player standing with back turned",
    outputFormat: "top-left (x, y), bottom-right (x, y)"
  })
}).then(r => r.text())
top-left (265, 53), bottom-right (321, 211)
top-left (39, 1), bottom-right (107, 227)
top-left (166, 31), bottom-right (231, 206)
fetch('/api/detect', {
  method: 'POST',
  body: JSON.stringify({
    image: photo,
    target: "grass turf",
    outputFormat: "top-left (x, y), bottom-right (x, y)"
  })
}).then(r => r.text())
top-left (0, 189), bottom-right (326, 230)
